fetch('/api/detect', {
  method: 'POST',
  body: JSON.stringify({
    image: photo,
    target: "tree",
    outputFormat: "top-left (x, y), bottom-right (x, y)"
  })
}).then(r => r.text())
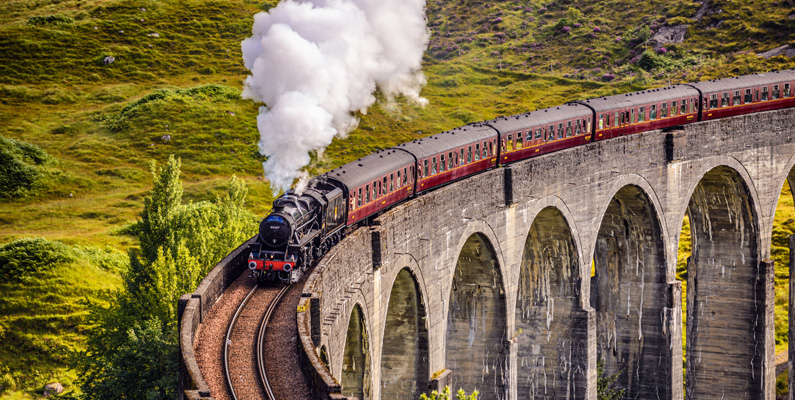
top-left (597, 359), bottom-right (626, 400)
top-left (77, 156), bottom-right (258, 399)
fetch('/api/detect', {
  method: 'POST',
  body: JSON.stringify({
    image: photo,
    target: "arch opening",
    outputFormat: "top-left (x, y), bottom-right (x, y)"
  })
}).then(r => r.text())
top-left (515, 207), bottom-right (588, 399)
top-left (342, 304), bottom-right (371, 400)
top-left (591, 185), bottom-right (671, 398)
top-left (684, 166), bottom-right (761, 399)
top-left (380, 268), bottom-right (429, 399)
top-left (445, 233), bottom-right (508, 400)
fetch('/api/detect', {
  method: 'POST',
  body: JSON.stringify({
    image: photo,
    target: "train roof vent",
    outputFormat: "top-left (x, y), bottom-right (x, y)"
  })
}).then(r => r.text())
top-left (379, 155), bottom-right (383, 158)
top-left (358, 164), bottom-right (363, 167)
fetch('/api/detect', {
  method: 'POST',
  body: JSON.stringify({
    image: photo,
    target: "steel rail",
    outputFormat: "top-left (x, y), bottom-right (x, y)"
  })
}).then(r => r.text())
top-left (224, 284), bottom-right (259, 400)
top-left (257, 284), bottom-right (291, 400)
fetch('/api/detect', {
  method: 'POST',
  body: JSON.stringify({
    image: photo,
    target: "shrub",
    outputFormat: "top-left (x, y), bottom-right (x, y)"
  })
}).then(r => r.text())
top-left (0, 135), bottom-right (53, 198)
top-left (0, 238), bottom-right (76, 281)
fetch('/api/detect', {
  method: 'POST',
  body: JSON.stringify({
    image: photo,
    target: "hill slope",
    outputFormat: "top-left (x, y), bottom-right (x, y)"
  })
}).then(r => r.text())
top-left (2, 0), bottom-right (795, 397)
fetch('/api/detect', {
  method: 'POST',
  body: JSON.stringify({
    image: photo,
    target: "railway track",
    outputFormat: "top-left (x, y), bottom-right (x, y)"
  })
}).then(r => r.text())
top-left (224, 283), bottom-right (290, 400)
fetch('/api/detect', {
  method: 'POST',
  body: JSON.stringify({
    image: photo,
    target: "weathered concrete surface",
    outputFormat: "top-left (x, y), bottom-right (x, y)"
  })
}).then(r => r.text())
top-left (446, 234), bottom-right (508, 400)
top-left (591, 186), bottom-right (671, 399)
top-left (516, 207), bottom-right (590, 399)
top-left (380, 268), bottom-right (428, 399)
top-left (296, 108), bottom-right (795, 400)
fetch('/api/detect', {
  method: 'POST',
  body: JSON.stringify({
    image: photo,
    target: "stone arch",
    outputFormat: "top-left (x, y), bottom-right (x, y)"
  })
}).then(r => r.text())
top-left (683, 165), bottom-right (763, 399)
top-left (445, 232), bottom-right (508, 400)
top-left (515, 206), bottom-right (588, 399)
top-left (380, 268), bottom-right (429, 399)
top-left (342, 303), bottom-right (372, 400)
top-left (591, 184), bottom-right (671, 398)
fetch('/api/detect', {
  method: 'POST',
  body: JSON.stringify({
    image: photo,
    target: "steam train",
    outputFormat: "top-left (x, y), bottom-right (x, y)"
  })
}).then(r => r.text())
top-left (248, 70), bottom-right (795, 284)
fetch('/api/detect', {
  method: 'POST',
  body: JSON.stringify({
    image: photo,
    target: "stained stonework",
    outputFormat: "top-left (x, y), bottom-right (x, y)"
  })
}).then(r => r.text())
top-left (446, 234), bottom-right (508, 400)
top-left (380, 269), bottom-right (429, 399)
top-left (342, 305), bottom-right (371, 400)
top-left (592, 185), bottom-right (671, 398)
top-left (516, 207), bottom-right (589, 398)
top-left (685, 167), bottom-right (762, 400)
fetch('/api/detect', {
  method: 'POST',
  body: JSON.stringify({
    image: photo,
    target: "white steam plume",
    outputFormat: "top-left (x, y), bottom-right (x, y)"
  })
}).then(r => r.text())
top-left (241, 0), bottom-right (430, 194)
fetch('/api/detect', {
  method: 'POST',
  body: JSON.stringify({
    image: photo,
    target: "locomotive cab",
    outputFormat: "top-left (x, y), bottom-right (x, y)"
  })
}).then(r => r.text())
top-left (248, 178), bottom-right (346, 284)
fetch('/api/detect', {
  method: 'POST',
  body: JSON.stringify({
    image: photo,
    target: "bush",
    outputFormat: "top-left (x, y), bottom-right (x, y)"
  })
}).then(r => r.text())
top-left (0, 238), bottom-right (76, 281)
top-left (0, 135), bottom-right (53, 198)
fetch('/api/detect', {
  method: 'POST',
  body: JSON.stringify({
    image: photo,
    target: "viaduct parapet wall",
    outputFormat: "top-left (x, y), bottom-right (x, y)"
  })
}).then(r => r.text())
top-left (296, 109), bottom-right (795, 400)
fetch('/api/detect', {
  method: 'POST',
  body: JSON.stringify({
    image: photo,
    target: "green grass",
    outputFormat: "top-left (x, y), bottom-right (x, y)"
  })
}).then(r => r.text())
top-left (0, 239), bottom-right (124, 398)
top-left (2, 0), bottom-right (795, 396)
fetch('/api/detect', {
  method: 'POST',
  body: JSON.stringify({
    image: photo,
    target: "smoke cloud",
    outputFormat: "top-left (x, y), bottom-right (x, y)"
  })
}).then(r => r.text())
top-left (241, 0), bottom-right (430, 194)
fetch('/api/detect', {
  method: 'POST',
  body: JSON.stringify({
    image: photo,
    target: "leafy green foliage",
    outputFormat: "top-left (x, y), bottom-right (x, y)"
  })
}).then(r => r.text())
top-left (420, 386), bottom-right (479, 400)
top-left (77, 155), bottom-right (258, 399)
top-left (597, 359), bottom-right (626, 400)
top-left (0, 237), bottom-right (126, 282)
top-left (0, 134), bottom-right (53, 198)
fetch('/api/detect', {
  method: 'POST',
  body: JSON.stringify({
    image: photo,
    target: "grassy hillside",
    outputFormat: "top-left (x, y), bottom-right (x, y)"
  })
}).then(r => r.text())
top-left (2, 0), bottom-right (795, 397)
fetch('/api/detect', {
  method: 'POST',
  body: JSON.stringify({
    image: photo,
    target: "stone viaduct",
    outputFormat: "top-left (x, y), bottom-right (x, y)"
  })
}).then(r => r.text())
top-left (292, 108), bottom-right (795, 400)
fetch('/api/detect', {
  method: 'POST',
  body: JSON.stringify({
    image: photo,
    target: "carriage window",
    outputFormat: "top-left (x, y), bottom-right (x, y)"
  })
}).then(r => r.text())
top-left (721, 93), bottom-right (729, 107)
top-left (745, 89), bottom-right (753, 104)
top-left (474, 144), bottom-right (480, 160)
top-left (547, 125), bottom-right (554, 140)
top-left (515, 136), bottom-right (522, 150)
top-left (357, 188), bottom-right (362, 207)
top-left (467, 146), bottom-right (472, 163)
top-left (762, 87), bottom-right (769, 101)
top-left (459, 149), bottom-right (463, 165)
top-left (785, 83), bottom-right (791, 97)
top-left (774, 85), bottom-right (780, 99)
top-left (383, 177), bottom-right (387, 194)
top-left (403, 168), bottom-right (407, 186)
top-left (575, 120), bottom-right (581, 135)
top-left (423, 159), bottom-right (429, 178)
top-left (639, 107), bottom-right (645, 122)
top-left (365, 184), bottom-right (370, 203)
top-left (377, 180), bottom-right (382, 197)
top-left (390, 174), bottom-right (394, 192)
top-left (650, 104), bottom-right (657, 120)
top-left (733, 90), bottom-right (741, 105)
top-left (507, 135), bottom-right (513, 151)
top-left (663, 103), bottom-right (669, 118)
top-left (599, 115), bottom-right (604, 129)
top-left (431, 158), bottom-right (437, 175)
top-left (670, 101), bottom-right (677, 116)
top-left (681, 100), bottom-right (687, 114)
top-left (565, 121), bottom-right (572, 137)
top-left (397, 170), bottom-right (403, 185)
top-left (535, 128), bottom-right (542, 140)
top-left (555, 123), bottom-right (562, 139)
top-left (484, 141), bottom-right (489, 156)
top-left (709, 94), bottom-right (718, 109)
top-left (440, 154), bottom-right (446, 172)
top-left (526, 131), bottom-right (533, 142)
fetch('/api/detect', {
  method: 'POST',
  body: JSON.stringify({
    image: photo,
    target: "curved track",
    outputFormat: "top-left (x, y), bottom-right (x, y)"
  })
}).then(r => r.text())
top-left (224, 283), bottom-right (290, 400)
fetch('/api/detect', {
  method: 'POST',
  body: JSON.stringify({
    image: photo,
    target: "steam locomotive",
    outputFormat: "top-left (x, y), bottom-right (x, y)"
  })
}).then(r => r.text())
top-left (248, 70), bottom-right (795, 284)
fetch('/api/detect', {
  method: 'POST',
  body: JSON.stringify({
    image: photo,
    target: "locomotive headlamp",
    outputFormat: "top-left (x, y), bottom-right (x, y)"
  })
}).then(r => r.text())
top-left (248, 261), bottom-right (257, 270)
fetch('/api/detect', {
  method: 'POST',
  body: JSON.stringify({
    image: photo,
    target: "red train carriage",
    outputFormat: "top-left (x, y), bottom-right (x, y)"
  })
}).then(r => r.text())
top-left (689, 70), bottom-right (795, 121)
top-left (486, 103), bottom-right (593, 164)
top-left (326, 148), bottom-right (416, 226)
top-left (396, 124), bottom-right (499, 194)
top-left (577, 85), bottom-right (701, 141)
